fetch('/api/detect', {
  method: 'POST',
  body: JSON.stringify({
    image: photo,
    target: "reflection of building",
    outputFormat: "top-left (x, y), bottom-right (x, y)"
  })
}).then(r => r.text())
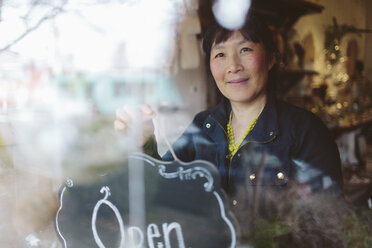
top-left (0, 51), bottom-right (53, 113)
top-left (53, 72), bottom-right (182, 114)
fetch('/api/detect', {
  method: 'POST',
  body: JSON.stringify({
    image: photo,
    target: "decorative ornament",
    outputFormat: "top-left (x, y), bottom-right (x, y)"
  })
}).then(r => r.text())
top-left (324, 17), bottom-right (372, 66)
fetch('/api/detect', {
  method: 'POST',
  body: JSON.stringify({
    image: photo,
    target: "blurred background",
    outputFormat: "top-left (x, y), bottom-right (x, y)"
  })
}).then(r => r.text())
top-left (0, 0), bottom-right (371, 247)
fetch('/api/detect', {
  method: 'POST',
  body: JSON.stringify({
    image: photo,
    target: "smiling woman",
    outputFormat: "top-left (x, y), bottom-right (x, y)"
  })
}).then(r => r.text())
top-left (115, 11), bottom-right (345, 240)
top-left (209, 32), bottom-right (272, 107)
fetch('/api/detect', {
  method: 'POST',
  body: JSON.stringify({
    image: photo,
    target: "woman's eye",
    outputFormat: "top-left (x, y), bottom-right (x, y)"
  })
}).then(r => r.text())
top-left (241, 47), bottom-right (252, 53)
top-left (214, 53), bottom-right (224, 58)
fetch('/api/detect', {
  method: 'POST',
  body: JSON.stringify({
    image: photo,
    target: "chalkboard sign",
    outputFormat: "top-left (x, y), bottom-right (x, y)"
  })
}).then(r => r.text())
top-left (55, 153), bottom-right (237, 248)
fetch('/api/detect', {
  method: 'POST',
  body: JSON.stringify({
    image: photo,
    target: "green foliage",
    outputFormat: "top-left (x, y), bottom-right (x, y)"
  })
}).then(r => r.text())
top-left (240, 208), bottom-right (372, 248)
top-left (243, 216), bottom-right (292, 248)
top-left (343, 209), bottom-right (372, 248)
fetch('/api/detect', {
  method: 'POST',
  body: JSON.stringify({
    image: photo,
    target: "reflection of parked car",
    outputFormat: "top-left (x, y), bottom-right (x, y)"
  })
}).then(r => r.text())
top-left (294, 160), bottom-right (332, 194)
top-left (54, 72), bottom-right (181, 114)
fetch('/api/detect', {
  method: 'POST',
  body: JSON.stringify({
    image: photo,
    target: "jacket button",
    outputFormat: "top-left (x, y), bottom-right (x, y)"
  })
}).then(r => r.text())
top-left (232, 199), bottom-right (238, 206)
top-left (249, 173), bottom-right (256, 180)
top-left (206, 123), bottom-right (211, 128)
top-left (277, 172), bottom-right (285, 180)
top-left (269, 131), bottom-right (274, 136)
top-left (237, 153), bottom-right (241, 157)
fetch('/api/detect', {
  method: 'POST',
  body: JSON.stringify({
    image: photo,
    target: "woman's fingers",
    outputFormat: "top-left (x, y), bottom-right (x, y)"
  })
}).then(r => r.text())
top-left (114, 107), bottom-right (132, 132)
top-left (114, 105), bottom-right (155, 134)
top-left (114, 119), bottom-right (127, 131)
top-left (140, 104), bottom-right (156, 121)
top-left (116, 108), bottom-right (132, 123)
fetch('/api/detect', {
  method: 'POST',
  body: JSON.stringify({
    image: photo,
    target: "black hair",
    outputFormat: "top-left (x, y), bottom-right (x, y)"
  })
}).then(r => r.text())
top-left (202, 12), bottom-right (279, 98)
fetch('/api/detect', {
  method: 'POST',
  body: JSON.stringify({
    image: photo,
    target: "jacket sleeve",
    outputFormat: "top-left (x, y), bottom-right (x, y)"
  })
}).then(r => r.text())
top-left (142, 134), bottom-right (162, 160)
top-left (293, 113), bottom-right (343, 196)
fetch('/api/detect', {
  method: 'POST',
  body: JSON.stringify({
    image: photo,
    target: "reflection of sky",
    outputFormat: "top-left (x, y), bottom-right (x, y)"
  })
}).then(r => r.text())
top-left (0, 0), bottom-right (183, 72)
top-left (0, 0), bottom-right (187, 116)
top-left (0, 0), bottom-right (188, 170)
top-left (0, 2), bottom-right (237, 247)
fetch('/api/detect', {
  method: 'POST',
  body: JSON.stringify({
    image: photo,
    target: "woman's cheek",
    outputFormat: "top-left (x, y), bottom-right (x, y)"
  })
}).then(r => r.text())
top-left (210, 62), bottom-right (222, 80)
top-left (247, 54), bottom-right (263, 69)
top-left (252, 52), bottom-right (271, 72)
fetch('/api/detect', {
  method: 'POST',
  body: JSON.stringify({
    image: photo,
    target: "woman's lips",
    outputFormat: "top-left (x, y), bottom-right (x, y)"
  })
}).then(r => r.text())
top-left (227, 78), bottom-right (249, 85)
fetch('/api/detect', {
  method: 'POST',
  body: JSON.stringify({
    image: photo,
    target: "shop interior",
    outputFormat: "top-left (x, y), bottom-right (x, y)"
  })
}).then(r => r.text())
top-left (0, 0), bottom-right (371, 246)
top-left (196, 0), bottom-right (372, 209)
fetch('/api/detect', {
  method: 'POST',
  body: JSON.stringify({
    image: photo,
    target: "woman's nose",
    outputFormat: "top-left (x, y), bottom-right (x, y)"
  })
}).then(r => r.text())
top-left (227, 54), bottom-right (243, 73)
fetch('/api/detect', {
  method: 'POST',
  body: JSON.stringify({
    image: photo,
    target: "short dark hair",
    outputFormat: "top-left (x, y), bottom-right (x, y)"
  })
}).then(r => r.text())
top-left (202, 12), bottom-right (278, 94)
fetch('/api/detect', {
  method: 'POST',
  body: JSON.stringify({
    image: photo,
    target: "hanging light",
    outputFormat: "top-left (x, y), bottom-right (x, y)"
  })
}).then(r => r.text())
top-left (212, 0), bottom-right (251, 30)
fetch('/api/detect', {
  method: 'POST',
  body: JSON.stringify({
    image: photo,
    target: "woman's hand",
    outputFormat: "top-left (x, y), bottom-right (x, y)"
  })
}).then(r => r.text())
top-left (114, 104), bottom-right (155, 146)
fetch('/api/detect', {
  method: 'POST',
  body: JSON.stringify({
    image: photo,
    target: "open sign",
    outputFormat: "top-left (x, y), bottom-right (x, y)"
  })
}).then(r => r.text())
top-left (55, 153), bottom-right (237, 247)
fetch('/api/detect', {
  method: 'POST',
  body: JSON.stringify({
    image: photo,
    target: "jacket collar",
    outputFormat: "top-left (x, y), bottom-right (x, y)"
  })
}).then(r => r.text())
top-left (208, 98), bottom-right (230, 132)
top-left (247, 93), bottom-right (279, 143)
top-left (208, 93), bottom-right (279, 143)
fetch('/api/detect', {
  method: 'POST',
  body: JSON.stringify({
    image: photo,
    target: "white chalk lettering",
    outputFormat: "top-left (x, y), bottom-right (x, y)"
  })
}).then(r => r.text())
top-left (92, 186), bottom-right (186, 248)
top-left (147, 223), bottom-right (162, 248)
top-left (128, 226), bottom-right (144, 248)
top-left (92, 186), bottom-right (125, 248)
top-left (162, 223), bottom-right (185, 248)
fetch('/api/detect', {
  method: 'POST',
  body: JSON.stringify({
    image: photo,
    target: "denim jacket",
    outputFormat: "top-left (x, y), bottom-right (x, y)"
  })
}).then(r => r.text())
top-left (146, 94), bottom-right (343, 202)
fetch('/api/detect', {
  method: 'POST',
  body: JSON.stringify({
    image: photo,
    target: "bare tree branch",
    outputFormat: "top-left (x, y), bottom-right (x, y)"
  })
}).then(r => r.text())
top-left (0, 0), bottom-right (67, 53)
top-left (21, 0), bottom-right (42, 25)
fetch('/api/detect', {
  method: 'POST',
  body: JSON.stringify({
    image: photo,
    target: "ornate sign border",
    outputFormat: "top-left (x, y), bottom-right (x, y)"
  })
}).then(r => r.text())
top-left (55, 153), bottom-right (237, 248)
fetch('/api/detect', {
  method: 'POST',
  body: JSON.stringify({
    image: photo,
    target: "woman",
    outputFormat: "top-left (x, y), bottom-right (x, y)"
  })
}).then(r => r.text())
top-left (115, 12), bottom-right (343, 227)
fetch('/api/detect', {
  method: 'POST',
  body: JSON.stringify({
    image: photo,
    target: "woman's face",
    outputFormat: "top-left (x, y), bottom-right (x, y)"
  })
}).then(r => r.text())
top-left (209, 31), bottom-right (274, 105)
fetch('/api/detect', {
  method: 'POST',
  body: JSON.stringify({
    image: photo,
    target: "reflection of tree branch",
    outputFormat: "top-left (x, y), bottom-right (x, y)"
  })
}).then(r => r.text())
top-left (21, 0), bottom-right (42, 25)
top-left (0, 0), bottom-right (67, 53)
top-left (71, 10), bottom-right (106, 34)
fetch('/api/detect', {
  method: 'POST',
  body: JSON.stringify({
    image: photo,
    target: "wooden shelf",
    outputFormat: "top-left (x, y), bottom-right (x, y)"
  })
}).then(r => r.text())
top-left (198, 0), bottom-right (323, 35)
top-left (251, 0), bottom-right (323, 31)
